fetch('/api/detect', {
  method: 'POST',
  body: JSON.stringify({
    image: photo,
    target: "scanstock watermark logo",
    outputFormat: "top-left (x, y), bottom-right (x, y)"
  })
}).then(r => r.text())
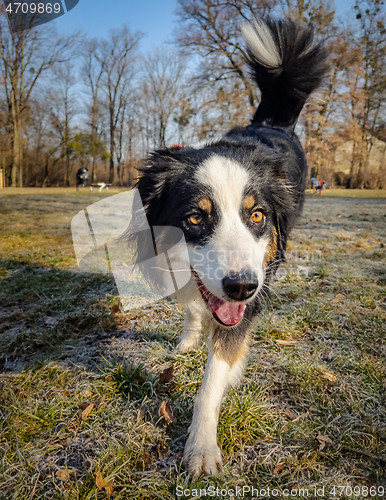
top-left (2, 0), bottom-right (79, 32)
top-left (71, 190), bottom-right (192, 312)
top-left (71, 190), bottom-right (322, 312)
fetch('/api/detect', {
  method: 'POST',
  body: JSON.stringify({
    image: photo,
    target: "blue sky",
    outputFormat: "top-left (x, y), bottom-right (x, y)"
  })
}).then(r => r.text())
top-left (54, 0), bottom-right (179, 52)
top-left (54, 0), bottom-right (356, 53)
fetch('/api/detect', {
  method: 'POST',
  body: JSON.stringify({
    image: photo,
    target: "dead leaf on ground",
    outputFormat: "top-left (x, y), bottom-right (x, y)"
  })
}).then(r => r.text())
top-left (159, 365), bottom-right (174, 384)
top-left (81, 402), bottom-right (95, 421)
top-left (315, 369), bottom-right (337, 382)
top-left (105, 486), bottom-right (114, 496)
top-left (284, 408), bottom-right (298, 420)
top-left (56, 469), bottom-right (75, 481)
top-left (110, 300), bottom-right (122, 315)
top-left (96, 471), bottom-right (106, 489)
top-left (158, 400), bottom-right (176, 424)
top-left (96, 471), bottom-right (114, 496)
top-left (316, 434), bottom-right (333, 450)
top-left (276, 339), bottom-right (297, 346)
top-left (273, 463), bottom-right (285, 475)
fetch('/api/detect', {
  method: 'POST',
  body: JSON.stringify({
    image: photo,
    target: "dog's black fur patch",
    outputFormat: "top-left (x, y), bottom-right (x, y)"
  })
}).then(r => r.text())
top-left (130, 18), bottom-right (328, 327)
top-left (127, 18), bottom-right (329, 477)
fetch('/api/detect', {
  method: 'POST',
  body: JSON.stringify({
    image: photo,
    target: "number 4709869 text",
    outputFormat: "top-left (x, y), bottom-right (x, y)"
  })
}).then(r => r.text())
top-left (6, 3), bottom-right (62, 14)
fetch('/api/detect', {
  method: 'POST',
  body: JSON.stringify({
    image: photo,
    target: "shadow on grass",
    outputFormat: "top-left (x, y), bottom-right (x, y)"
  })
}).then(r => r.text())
top-left (0, 260), bottom-right (124, 369)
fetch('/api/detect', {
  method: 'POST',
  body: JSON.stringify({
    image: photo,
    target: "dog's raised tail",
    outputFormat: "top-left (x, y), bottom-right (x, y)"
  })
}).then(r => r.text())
top-left (241, 19), bottom-right (328, 129)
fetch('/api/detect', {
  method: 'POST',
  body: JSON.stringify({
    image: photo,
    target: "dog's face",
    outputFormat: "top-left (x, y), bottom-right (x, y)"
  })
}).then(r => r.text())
top-left (184, 155), bottom-right (275, 327)
top-left (136, 137), bottom-right (300, 327)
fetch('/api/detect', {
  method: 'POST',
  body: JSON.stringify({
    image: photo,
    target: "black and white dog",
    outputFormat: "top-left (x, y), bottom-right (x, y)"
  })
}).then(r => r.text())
top-left (132, 19), bottom-right (328, 477)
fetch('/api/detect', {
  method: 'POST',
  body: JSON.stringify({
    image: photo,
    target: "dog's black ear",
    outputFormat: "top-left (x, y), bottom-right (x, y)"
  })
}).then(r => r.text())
top-left (126, 148), bottom-right (179, 271)
top-left (126, 147), bottom-right (187, 291)
top-left (269, 154), bottom-right (307, 264)
top-left (270, 179), bottom-right (294, 261)
top-left (136, 148), bottom-right (181, 217)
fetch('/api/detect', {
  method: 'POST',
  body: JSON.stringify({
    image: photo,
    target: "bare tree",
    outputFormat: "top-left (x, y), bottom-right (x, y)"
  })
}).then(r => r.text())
top-left (175, 0), bottom-right (277, 108)
top-left (141, 46), bottom-right (187, 148)
top-left (0, 8), bottom-right (81, 187)
top-left (47, 62), bottom-right (79, 186)
top-left (350, 0), bottom-right (386, 187)
top-left (116, 93), bottom-right (129, 186)
top-left (125, 101), bottom-right (141, 186)
top-left (81, 39), bottom-right (104, 183)
top-left (96, 25), bottom-right (142, 184)
top-left (280, 0), bottom-right (335, 33)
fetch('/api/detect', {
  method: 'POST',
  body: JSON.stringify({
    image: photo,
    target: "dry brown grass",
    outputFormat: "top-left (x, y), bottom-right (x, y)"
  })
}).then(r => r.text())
top-left (0, 191), bottom-right (385, 499)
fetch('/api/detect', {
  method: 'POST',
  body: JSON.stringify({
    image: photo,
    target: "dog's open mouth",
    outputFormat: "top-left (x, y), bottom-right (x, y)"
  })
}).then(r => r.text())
top-left (192, 270), bottom-right (246, 326)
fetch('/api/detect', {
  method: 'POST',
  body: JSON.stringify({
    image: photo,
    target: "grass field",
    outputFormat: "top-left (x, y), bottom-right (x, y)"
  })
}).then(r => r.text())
top-left (305, 189), bottom-right (386, 198)
top-left (0, 190), bottom-right (385, 499)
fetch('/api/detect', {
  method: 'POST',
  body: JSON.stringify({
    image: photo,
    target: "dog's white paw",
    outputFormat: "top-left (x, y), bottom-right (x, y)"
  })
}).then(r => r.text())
top-left (176, 337), bottom-right (198, 353)
top-left (176, 329), bottom-right (201, 352)
top-left (184, 439), bottom-right (222, 478)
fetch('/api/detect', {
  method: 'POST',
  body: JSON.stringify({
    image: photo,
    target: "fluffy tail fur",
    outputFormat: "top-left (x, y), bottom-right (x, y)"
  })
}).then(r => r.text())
top-left (241, 18), bottom-right (328, 129)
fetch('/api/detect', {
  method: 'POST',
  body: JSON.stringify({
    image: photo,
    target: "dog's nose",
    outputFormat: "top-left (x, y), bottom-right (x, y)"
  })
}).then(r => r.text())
top-left (222, 271), bottom-right (258, 301)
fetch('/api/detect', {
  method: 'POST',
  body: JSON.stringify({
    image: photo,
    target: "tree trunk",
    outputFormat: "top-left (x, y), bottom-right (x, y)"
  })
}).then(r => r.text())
top-left (109, 135), bottom-right (115, 184)
top-left (11, 120), bottom-right (21, 187)
top-left (91, 100), bottom-right (98, 183)
top-left (41, 156), bottom-right (49, 188)
top-left (64, 96), bottom-right (70, 187)
top-left (65, 149), bottom-right (70, 186)
top-left (92, 156), bottom-right (97, 183)
top-left (10, 84), bottom-right (21, 187)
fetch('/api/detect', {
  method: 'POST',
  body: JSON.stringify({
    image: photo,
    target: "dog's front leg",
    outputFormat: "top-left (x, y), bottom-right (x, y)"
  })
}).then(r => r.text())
top-left (183, 328), bottom-right (249, 477)
top-left (177, 298), bottom-right (205, 352)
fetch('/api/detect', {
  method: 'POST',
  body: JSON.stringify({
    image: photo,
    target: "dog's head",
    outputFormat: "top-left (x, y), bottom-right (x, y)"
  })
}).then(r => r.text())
top-left (133, 131), bottom-right (305, 327)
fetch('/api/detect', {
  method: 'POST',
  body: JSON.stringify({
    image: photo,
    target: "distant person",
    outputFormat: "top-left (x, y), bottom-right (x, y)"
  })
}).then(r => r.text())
top-left (76, 167), bottom-right (90, 191)
top-left (311, 178), bottom-right (328, 195)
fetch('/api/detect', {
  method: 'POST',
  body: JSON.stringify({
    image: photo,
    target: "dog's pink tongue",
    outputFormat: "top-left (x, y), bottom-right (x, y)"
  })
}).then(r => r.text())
top-left (207, 296), bottom-right (246, 326)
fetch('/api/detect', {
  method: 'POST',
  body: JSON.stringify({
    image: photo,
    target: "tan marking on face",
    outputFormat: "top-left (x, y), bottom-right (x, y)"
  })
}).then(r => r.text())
top-left (212, 331), bottom-right (250, 367)
top-left (264, 226), bottom-right (278, 268)
top-left (243, 195), bottom-right (255, 210)
top-left (198, 197), bottom-right (212, 213)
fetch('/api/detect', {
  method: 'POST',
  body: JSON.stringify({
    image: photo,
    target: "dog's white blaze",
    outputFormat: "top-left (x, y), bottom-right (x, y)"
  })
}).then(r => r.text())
top-left (192, 155), bottom-right (268, 299)
top-left (197, 155), bottom-right (249, 214)
top-left (241, 19), bottom-right (281, 68)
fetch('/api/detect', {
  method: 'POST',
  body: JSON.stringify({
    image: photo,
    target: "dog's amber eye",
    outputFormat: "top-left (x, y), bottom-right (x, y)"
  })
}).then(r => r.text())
top-left (251, 211), bottom-right (264, 224)
top-left (189, 213), bottom-right (203, 225)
